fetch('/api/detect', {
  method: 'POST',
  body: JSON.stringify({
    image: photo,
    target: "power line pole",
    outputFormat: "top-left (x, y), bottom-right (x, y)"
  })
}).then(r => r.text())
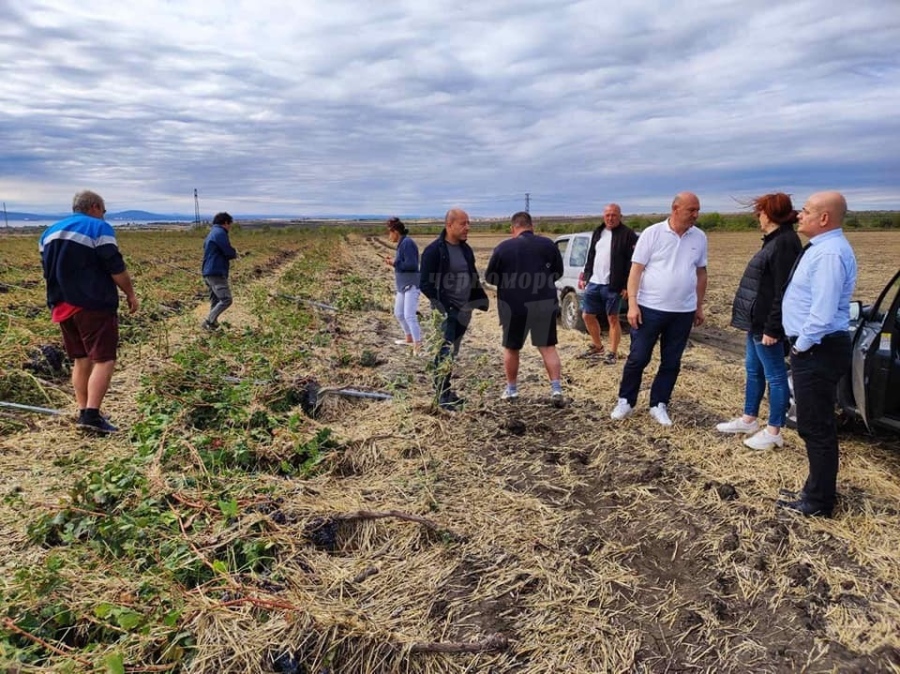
top-left (194, 189), bottom-right (201, 227)
top-left (525, 193), bottom-right (530, 213)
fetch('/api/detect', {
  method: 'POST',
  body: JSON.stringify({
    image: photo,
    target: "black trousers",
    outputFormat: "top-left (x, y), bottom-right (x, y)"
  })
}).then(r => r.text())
top-left (433, 307), bottom-right (472, 399)
top-left (789, 332), bottom-right (852, 509)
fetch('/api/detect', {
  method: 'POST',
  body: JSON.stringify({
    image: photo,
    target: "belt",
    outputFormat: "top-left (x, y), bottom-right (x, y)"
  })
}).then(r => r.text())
top-left (788, 331), bottom-right (849, 347)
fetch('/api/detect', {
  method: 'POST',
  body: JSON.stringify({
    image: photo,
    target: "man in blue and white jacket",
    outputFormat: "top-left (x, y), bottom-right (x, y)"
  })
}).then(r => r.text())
top-left (40, 190), bottom-right (138, 433)
top-left (201, 212), bottom-right (238, 330)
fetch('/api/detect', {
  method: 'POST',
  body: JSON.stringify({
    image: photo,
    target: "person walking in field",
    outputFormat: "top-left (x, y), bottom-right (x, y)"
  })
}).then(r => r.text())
top-left (610, 192), bottom-right (708, 426)
top-left (39, 190), bottom-right (139, 433)
top-left (579, 202), bottom-right (639, 364)
top-left (716, 193), bottom-right (802, 450)
top-left (201, 212), bottom-right (237, 330)
top-left (485, 211), bottom-right (565, 401)
top-left (777, 191), bottom-right (857, 518)
top-left (383, 217), bottom-right (421, 353)
top-left (419, 208), bottom-right (489, 411)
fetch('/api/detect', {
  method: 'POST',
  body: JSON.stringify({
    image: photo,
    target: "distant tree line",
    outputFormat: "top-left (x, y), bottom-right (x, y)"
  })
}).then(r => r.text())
top-left (528, 210), bottom-right (900, 234)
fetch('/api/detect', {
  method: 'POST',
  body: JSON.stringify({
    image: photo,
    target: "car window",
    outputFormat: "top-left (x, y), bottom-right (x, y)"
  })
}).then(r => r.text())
top-left (871, 271), bottom-right (900, 325)
top-left (556, 239), bottom-right (569, 264)
top-left (570, 236), bottom-right (589, 269)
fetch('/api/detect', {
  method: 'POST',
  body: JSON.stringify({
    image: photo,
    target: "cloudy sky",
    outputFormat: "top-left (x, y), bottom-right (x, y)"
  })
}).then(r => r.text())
top-left (1, 0), bottom-right (898, 217)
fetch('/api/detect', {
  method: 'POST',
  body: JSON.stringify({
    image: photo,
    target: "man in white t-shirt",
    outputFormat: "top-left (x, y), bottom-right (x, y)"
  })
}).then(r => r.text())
top-left (610, 192), bottom-right (708, 425)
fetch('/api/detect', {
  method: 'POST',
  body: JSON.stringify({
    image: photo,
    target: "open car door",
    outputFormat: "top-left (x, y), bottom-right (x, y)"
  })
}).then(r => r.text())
top-left (852, 270), bottom-right (900, 429)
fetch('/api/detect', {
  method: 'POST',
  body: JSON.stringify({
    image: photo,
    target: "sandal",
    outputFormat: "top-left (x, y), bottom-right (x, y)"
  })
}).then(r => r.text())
top-left (576, 345), bottom-right (604, 360)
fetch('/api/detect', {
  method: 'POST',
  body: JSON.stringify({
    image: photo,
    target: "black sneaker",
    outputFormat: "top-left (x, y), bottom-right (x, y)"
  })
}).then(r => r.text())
top-left (76, 415), bottom-right (119, 434)
top-left (201, 320), bottom-right (218, 331)
top-left (439, 391), bottom-right (464, 411)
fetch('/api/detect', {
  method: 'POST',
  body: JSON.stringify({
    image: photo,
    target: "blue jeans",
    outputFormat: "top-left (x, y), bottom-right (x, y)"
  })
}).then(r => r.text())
top-left (618, 305), bottom-right (695, 407)
top-left (744, 333), bottom-right (790, 428)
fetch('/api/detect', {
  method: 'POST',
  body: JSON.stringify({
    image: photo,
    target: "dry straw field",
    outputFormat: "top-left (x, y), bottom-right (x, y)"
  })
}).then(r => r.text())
top-left (0, 226), bottom-right (899, 673)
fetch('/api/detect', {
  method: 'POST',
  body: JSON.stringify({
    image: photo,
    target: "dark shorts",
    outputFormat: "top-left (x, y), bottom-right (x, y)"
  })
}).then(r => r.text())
top-left (59, 310), bottom-right (119, 362)
top-left (500, 301), bottom-right (558, 350)
top-left (582, 283), bottom-right (621, 316)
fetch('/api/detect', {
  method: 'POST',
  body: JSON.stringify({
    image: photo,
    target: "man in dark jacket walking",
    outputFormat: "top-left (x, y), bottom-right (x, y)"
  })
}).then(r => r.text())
top-left (486, 211), bottom-right (565, 400)
top-left (420, 208), bottom-right (489, 410)
top-left (579, 203), bottom-right (638, 364)
top-left (201, 212), bottom-right (238, 330)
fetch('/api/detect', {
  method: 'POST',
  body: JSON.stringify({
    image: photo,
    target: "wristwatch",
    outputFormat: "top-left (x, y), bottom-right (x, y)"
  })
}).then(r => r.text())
top-left (791, 345), bottom-right (808, 356)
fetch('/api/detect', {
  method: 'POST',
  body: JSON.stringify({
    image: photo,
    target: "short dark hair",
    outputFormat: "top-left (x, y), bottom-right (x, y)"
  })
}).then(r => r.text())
top-left (387, 217), bottom-right (408, 236)
top-left (212, 212), bottom-right (233, 226)
top-left (511, 211), bottom-right (533, 229)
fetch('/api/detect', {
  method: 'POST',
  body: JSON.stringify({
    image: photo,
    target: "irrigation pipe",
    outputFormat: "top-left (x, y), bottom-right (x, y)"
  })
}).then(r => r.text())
top-left (222, 376), bottom-right (271, 386)
top-left (275, 293), bottom-right (338, 312)
top-left (0, 401), bottom-right (64, 416)
top-left (323, 388), bottom-right (394, 401)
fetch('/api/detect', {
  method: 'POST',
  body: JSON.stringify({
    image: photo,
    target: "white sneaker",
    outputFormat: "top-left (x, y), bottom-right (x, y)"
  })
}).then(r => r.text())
top-left (501, 387), bottom-right (519, 400)
top-left (649, 403), bottom-right (673, 426)
top-left (743, 429), bottom-right (784, 450)
top-left (610, 398), bottom-right (634, 420)
top-left (716, 417), bottom-right (759, 434)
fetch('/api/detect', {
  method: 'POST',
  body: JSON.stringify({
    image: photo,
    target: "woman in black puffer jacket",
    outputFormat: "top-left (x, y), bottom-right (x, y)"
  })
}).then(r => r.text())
top-left (716, 193), bottom-right (802, 451)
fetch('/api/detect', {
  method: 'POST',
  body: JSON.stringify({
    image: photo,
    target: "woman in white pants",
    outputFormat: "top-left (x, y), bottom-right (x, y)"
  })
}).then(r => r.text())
top-left (384, 217), bottom-right (421, 352)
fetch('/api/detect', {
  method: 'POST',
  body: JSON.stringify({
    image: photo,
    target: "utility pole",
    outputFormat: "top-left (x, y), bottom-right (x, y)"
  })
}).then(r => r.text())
top-left (525, 193), bottom-right (530, 213)
top-left (193, 189), bottom-right (201, 227)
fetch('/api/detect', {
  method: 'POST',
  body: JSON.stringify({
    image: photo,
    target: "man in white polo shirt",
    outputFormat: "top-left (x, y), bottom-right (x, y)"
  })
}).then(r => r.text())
top-left (610, 192), bottom-right (708, 425)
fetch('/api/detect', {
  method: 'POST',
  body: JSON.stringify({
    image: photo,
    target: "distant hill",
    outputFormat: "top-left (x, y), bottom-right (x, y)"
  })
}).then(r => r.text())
top-left (1, 210), bottom-right (192, 221)
top-left (2, 211), bottom-right (68, 221)
top-left (107, 210), bottom-right (190, 221)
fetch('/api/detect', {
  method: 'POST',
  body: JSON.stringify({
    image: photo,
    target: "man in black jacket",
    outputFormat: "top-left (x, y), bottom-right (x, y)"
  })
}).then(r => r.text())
top-left (485, 211), bottom-right (565, 400)
top-left (579, 203), bottom-right (638, 364)
top-left (420, 208), bottom-right (489, 410)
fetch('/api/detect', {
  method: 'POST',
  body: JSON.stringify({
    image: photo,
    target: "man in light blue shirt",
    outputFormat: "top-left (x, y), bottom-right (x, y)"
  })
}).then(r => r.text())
top-left (778, 191), bottom-right (857, 517)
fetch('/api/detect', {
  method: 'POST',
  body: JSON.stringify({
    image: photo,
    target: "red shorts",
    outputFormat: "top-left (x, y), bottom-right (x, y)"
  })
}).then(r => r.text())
top-left (59, 310), bottom-right (119, 362)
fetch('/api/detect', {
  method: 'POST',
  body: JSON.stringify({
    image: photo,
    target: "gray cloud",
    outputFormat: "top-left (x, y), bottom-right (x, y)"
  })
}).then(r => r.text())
top-left (1, 0), bottom-right (898, 215)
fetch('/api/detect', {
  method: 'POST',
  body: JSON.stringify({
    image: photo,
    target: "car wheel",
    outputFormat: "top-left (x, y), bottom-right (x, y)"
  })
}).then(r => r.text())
top-left (560, 291), bottom-right (585, 332)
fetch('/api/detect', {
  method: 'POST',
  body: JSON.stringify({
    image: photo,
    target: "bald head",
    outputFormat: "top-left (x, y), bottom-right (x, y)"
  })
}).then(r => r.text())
top-left (444, 208), bottom-right (470, 244)
top-left (798, 191), bottom-right (847, 239)
top-left (669, 192), bottom-right (700, 233)
top-left (816, 191), bottom-right (848, 221)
